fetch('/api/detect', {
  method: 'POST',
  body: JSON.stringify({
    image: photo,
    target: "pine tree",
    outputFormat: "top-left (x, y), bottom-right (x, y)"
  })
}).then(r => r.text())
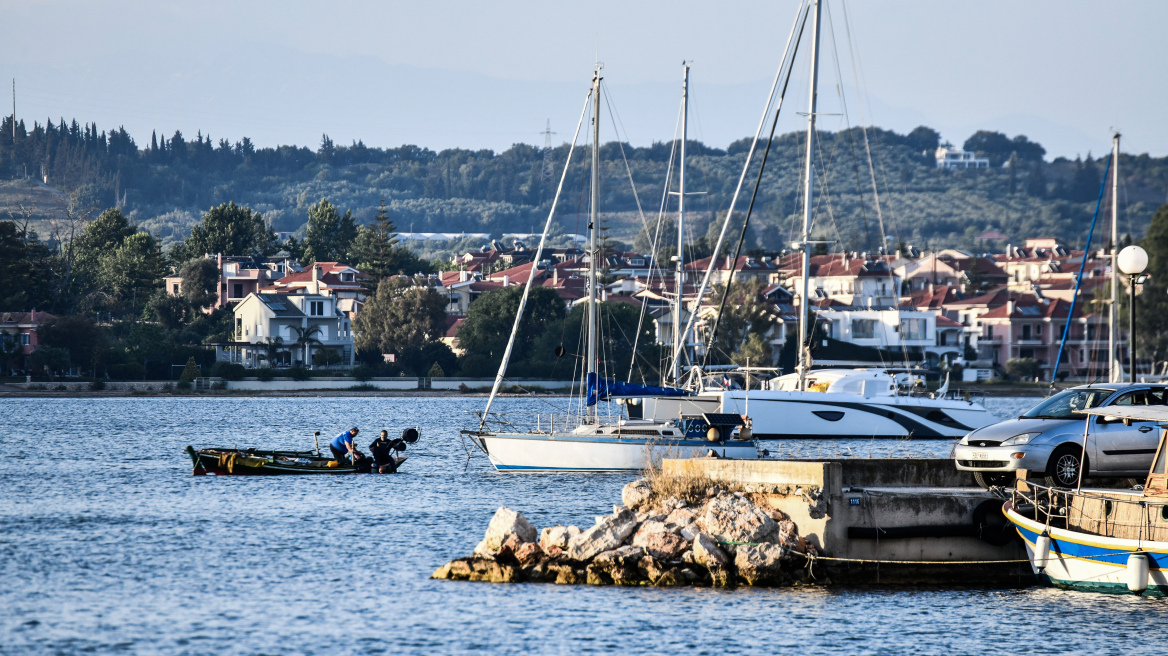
top-left (348, 199), bottom-right (400, 289)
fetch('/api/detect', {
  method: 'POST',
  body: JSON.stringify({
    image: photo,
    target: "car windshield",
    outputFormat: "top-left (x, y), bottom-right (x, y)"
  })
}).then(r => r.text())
top-left (1021, 388), bottom-right (1115, 419)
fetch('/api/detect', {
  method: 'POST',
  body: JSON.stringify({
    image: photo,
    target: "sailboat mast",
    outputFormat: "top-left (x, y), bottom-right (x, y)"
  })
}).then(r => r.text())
top-left (796, 0), bottom-right (822, 392)
top-left (587, 68), bottom-right (601, 419)
top-left (673, 63), bottom-right (690, 385)
top-left (1109, 132), bottom-right (1120, 382)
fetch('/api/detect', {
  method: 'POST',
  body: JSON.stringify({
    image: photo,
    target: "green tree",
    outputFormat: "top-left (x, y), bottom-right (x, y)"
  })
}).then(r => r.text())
top-left (456, 286), bottom-right (565, 372)
top-left (530, 300), bottom-right (658, 381)
top-left (173, 202), bottom-right (276, 261)
top-left (353, 278), bottom-right (447, 358)
top-left (0, 332), bottom-right (21, 374)
top-left (97, 231), bottom-right (166, 317)
top-left (179, 258), bottom-right (220, 310)
top-left (30, 346), bottom-right (71, 378)
top-left (1137, 204), bottom-right (1168, 365)
top-left (705, 279), bottom-right (776, 365)
top-left (303, 198), bottom-right (357, 265)
top-left (0, 221), bottom-right (53, 310)
top-left (904, 126), bottom-right (941, 155)
top-left (179, 355), bottom-right (201, 382)
top-left (732, 332), bottom-right (773, 367)
top-left (290, 325), bottom-right (324, 367)
top-left (348, 199), bottom-right (399, 286)
top-left (74, 208), bottom-right (137, 275)
top-left (37, 315), bottom-right (105, 376)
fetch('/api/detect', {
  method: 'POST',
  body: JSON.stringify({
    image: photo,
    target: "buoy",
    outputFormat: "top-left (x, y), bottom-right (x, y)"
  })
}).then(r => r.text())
top-left (1034, 533), bottom-right (1051, 570)
top-left (706, 427), bottom-right (721, 442)
top-left (1126, 552), bottom-right (1149, 594)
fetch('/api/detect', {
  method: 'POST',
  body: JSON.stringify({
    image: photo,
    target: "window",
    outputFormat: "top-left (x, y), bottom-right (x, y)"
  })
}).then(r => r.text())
top-left (232, 283), bottom-right (244, 298)
top-left (235, 318), bottom-right (242, 337)
top-left (852, 319), bottom-right (876, 339)
top-left (172, 284), bottom-right (180, 294)
top-left (20, 333), bottom-right (30, 345)
top-left (319, 326), bottom-right (329, 341)
top-left (1036, 324), bottom-right (1043, 337)
top-left (1022, 325), bottom-right (1032, 340)
top-left (310, 301), bottom-right (324, 316)
top-left (1088, 325), bottom-right (1097, 340)
top-left (342, 273), bottom-right (354, 282)
top-left (900, 319), bottom-right (926, 340)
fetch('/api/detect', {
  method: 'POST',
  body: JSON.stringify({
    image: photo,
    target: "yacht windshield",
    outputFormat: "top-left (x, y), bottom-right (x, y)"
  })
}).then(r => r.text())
top-left (1021, 388), bottom-right (1115, 419)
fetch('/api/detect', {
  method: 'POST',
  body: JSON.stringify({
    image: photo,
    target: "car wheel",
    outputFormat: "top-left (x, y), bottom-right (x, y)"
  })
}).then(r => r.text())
top-left (1045, 445), bottom-right (1087, 489)
top-left (974, 472), bottom-right (1015, 490)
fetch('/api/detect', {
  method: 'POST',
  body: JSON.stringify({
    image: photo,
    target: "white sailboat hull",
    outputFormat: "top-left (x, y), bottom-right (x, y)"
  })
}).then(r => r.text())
top-left (475, 432), bottom-right (759, 472)
top-left (641, 391), bottom-right (997, 439)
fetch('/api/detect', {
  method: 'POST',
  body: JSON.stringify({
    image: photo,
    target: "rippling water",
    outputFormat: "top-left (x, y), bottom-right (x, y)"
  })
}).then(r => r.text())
top-left (1, 395), bottom-right (1162, 655)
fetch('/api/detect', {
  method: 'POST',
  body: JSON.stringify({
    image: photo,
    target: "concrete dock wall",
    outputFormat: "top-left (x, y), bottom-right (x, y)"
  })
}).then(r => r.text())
top-left (662, 458), bottom-right (1030, 585)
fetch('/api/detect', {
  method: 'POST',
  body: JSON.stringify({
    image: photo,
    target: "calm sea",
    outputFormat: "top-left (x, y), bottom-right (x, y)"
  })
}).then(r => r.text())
top-left (0, 395), bottom-right (1160, 655)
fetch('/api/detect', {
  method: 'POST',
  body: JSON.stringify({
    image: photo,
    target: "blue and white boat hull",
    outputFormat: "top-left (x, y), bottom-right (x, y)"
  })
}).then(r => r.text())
top-left (1006, 502), bottom-right (1168, 596)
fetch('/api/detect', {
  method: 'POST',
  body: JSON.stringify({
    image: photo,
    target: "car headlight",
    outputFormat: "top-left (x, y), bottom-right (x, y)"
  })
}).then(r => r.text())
top-left (1001, 432), bottom-right (1039, 446)
top-left (959, 433), bottom-right (973, 445)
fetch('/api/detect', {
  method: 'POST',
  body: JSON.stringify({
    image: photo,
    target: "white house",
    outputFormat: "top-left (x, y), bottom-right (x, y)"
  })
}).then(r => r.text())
top-left (935, 146), bottom-right (989, 169)
top-left (226, 291), bottom-right (354, 368)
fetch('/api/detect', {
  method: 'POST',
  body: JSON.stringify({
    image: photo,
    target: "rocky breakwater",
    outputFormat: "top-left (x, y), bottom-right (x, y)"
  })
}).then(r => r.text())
top-left (431, 479), bottom-right (819, 588)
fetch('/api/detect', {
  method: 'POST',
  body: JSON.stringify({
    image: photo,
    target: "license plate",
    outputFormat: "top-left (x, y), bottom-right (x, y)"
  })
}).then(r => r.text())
top-left (972, 451), bottom-right (989, 460)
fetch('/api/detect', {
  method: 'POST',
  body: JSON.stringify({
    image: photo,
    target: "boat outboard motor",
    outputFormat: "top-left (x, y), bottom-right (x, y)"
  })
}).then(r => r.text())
top-left (401, 427), bottom-right (420, 444)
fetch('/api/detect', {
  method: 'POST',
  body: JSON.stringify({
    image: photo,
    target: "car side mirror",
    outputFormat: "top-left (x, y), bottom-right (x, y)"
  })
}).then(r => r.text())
top-left (1123, 418), bottom-right (1133, 427)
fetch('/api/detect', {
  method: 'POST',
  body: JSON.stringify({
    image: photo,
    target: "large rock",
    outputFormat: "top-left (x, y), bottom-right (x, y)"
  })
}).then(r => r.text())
top-left (514, 542), bottom-right (545, 566)
top-left (539, 525), bottom-right (581, 550)
top-left (567, 507), bottom-right (638, 561)
top-left (475, 507), bottom-right (537, 556)
top-left (691, 532), bottom-right (729, 568)
top-left (631, 520), bottom-right (687, 560)
top-left (622, 478), bottom-right (653, 508)
top-left (592, 546), bottom-right (648, 585)
top-left (431, 557), bottom-right (520, 583)
top-left (696, 492), bottom-right (775, 544)
top-left (734, 543), bottom-right (787, 586)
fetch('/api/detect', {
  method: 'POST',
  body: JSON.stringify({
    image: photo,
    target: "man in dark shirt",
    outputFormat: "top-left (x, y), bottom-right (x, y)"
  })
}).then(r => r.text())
top-left (369, 430), bottom-right (399, 474)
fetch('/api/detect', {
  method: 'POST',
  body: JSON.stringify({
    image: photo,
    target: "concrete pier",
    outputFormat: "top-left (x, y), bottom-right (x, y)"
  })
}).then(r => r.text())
top-left (662, 458), bottom-right (1031, 585)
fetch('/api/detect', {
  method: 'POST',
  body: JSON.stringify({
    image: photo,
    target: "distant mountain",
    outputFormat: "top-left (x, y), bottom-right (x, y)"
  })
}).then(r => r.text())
top-left (2, 115), bottom-right (1165, 255)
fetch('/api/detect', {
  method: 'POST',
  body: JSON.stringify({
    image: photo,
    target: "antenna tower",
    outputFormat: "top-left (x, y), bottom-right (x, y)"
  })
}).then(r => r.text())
top-left (540, 119), bottom-right (557, 183)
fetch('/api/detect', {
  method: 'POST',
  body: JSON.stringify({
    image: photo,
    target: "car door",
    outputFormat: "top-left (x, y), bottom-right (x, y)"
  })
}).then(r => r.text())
top-left (1094, 389), bottom-right (1165, 474)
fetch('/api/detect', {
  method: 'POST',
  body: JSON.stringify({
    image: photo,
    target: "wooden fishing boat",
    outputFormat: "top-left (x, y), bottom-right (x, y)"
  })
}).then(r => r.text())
top-left (186, 428), bottom-right (418, 475)
top-left (1005, 405), bottom-right (1168, 596)
top-left (185, 446), bottom-right (406, 475)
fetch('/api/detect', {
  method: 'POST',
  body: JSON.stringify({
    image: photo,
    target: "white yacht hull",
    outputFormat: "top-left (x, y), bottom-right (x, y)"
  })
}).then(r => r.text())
top-left (474, 432), bottom-right (759, 472)
top-left (641, 391), bottom-right (997, 439)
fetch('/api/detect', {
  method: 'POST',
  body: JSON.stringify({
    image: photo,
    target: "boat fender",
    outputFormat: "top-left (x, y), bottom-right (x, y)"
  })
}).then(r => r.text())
top-left (1033, 532), bottom-right (1051, 570)
top-left (1127, 552), bottom-right (1150, 594)
top-left (706, 427), bottom-right (721, 443)
top-left (972, 500), bottom-right (1016, 547)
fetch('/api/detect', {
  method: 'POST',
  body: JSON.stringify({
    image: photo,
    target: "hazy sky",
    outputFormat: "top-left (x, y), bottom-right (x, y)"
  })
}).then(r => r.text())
top-left (3, 0), bottom-right (1166, 158)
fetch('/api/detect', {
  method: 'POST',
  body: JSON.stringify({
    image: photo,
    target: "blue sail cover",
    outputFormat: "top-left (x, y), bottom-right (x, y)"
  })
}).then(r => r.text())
top-left (586, 373), bottom-right (690, 406)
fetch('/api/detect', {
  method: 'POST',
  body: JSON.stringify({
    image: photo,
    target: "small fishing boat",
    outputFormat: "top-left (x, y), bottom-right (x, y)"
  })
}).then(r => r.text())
top-left (1005, 405), bottom-right (1168, 596)
top-left (186, 429), bottom-right (417, 476)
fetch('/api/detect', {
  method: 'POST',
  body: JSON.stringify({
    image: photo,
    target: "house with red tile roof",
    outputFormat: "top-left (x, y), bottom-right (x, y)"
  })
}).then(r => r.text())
top-left (0, 310), bottom-right (56, 374)
top-left (976, 294), bottom-right (1119, 380)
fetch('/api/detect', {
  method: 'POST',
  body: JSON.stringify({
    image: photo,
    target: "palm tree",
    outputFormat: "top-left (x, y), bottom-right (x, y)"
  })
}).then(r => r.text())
top-left (258, 336), bottom-right (287, 367)
top-left (290, 325), bottom-right (324, 368)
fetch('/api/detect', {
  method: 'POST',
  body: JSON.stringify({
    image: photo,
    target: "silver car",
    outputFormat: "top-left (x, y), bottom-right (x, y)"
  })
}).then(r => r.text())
top-left (955, 385), bottom-right (1166, 489)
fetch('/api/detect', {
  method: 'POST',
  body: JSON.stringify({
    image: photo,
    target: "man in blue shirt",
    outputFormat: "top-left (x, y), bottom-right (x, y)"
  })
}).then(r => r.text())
top-left (330, 427), bottom-right (360, 463)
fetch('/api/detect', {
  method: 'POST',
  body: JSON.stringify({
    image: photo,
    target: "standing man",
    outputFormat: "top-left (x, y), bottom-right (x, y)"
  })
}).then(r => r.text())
top-left (330, 427), bottom-right (360, 463)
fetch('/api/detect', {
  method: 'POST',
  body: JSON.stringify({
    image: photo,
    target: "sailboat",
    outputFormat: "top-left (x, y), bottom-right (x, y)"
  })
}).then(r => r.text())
top-left (613, 0), bottom-right (999, 440)
top-left (460, 66), bottom-right (760, 472)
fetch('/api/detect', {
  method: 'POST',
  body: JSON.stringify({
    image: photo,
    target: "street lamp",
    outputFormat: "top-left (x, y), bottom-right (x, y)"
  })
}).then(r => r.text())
top-left (1118, 245), bottom-right (1149, 382)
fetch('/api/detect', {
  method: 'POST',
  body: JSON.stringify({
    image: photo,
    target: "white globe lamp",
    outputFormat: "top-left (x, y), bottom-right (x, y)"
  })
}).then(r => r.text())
top-left (1118, 245), bottom-right (1148, 276)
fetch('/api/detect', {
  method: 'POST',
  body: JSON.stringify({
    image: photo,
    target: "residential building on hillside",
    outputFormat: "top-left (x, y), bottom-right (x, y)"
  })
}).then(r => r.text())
top-left (0, 310), bottom-right (55, 373)
top-left (976, 295), bottom-right (1119, 380)
top-left (935, 145), bottom-right (989, 169)
top-left (164, 254), bottom-right (299, 310)
top-left (224, 291), bottom-right (354, 368)
top-left (263, 262), bottom-right (365, 319)
top-left (683, 255), bottom-right (783, 286)
top-left (785, 254), bottom-right (902, 308)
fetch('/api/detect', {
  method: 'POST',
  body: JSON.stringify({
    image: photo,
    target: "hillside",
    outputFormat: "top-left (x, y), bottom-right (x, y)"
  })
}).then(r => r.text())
top-left (2, 115), bottom-right (1166, 255)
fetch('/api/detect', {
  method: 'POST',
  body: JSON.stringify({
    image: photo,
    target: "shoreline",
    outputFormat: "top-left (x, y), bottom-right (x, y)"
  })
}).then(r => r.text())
top-left (0, 383), bottom-right (1050, 399)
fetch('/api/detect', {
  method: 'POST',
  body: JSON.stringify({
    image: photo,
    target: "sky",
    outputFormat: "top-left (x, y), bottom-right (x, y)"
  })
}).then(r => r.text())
top-left (2, 0), bottom-right (1166, 159)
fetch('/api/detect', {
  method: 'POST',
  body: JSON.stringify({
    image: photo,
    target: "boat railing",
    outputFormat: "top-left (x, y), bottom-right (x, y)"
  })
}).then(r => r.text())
top-left (938, 387), bottom-right (987, 405)
top-left (1009, 479), bottom-right (1166, 541)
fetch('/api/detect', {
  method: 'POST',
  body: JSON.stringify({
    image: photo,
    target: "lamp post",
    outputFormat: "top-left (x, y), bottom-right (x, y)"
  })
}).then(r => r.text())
top-left (1118, 245), bottom-right (1149, 382)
